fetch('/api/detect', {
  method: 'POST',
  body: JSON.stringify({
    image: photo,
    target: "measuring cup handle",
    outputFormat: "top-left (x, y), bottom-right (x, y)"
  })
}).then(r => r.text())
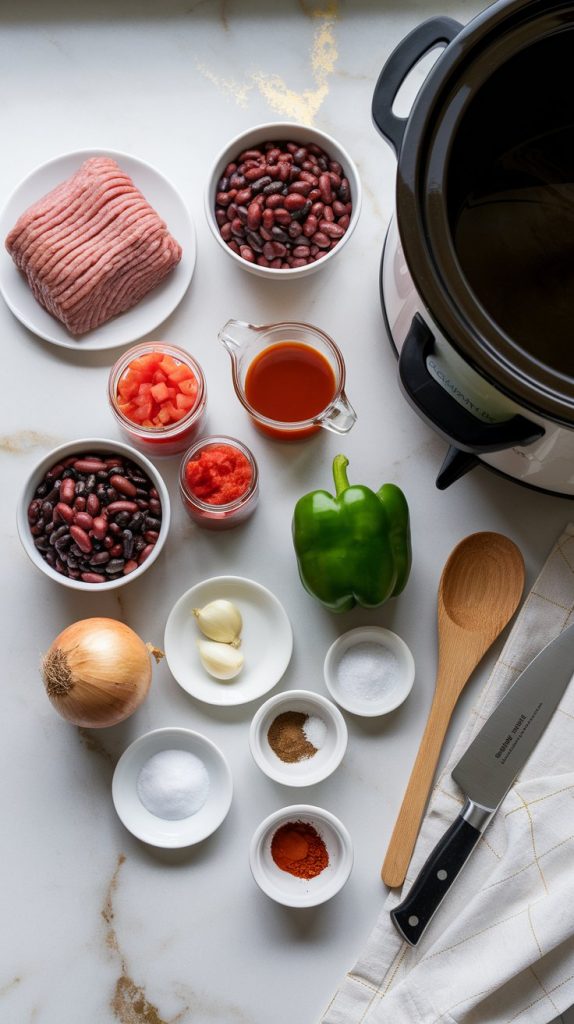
top-left (320, 392), bottom-right (357, 434)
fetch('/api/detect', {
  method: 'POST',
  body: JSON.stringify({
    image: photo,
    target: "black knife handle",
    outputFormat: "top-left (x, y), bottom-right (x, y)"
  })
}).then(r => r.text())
top-left (391, 814), bottom-right (482, 946)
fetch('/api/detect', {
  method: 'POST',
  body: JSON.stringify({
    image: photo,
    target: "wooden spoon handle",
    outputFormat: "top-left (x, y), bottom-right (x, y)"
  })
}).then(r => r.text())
top-left (382, 693), bottom-right (455, 888)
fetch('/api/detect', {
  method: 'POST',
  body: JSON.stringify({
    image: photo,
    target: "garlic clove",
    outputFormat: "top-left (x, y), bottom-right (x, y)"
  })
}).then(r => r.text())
top-left (193, 599), bottom-right (243, 644)
top-left (197, 639), bottom-right (244, 681)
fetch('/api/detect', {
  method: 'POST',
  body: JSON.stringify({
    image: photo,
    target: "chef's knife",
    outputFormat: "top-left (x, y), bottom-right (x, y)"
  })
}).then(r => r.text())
top-left (391, 621), bottom-right (574, 946)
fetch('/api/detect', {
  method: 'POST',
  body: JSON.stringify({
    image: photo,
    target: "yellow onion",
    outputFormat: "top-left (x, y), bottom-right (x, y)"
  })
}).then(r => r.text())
top-left (41, 618), bottom-right (152, 728)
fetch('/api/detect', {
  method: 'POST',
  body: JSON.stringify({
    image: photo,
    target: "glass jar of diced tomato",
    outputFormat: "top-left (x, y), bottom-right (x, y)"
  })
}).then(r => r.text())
top-left (108, 343), bottom-right (207, 457)
top-left (179, 435), bottom-right (259, 529)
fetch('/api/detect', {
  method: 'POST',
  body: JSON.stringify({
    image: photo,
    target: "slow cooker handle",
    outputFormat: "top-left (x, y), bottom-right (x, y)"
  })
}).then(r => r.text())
top-left (372, 17), bottom-right (461, 156)
top-left (399, 313), bottom-right (544, 456)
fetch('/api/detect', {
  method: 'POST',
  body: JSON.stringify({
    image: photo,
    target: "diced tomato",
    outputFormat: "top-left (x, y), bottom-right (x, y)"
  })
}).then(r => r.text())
top-left (116, 350), bottom-right (199, 430)
top-left (176, 393), bottom-right (196, 411)
top-left (151, 382), bottom-right (170, 402)
top-left (158, 355), bottom-right (179, 375)
top-left (178, 378), bottom-right (198, 398)
top-left (168, 364), bottom-right (194, 384)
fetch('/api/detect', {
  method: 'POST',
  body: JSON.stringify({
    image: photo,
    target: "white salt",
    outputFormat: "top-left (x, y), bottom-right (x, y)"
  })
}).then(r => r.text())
top-left (303, 714), bottom-right (327, 749)
top-left (137, 749), bottom-right (210, 820)
top-left (336, 642), bottom-right (400, 702)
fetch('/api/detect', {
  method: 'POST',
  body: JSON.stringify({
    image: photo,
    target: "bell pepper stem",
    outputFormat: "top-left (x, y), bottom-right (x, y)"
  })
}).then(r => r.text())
top-left (333, 454), bottom-right (350, 495)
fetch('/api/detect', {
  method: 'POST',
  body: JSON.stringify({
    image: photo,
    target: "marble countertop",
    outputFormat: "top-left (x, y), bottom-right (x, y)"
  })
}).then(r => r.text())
top-left (2, 2), bottom-right (573, 1023)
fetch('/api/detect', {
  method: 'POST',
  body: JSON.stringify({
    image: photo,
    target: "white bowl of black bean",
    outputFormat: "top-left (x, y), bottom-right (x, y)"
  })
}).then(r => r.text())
top-left (17, 437), bottom-right (171, 591)
top-left (205, 121), bottom-right (361, 278)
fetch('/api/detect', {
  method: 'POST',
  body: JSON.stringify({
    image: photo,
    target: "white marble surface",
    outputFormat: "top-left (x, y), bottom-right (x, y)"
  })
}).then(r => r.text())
top-left (1, 3), bottom-right (573, 1023)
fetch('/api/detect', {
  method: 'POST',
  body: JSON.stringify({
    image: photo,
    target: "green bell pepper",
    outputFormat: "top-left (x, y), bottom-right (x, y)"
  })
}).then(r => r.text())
top-left (292, 454), bottom-right (411, 612)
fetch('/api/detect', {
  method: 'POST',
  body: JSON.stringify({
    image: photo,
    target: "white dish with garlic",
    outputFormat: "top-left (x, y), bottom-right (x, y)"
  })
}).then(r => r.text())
top-left (164, 576), bottom-right (293, 706)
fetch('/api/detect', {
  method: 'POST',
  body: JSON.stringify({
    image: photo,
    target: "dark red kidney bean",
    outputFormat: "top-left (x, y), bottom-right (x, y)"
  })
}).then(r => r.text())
top-left (259, 226), bottom-right (273, 242)
top-left (291, 258), bottom-right (308, 268)
top-left (226, 202), bottom-right (238, 221)
top-left (123, 560), bottom-right (139, 575)
top-left (294, 147), bottom-right (307, 163)
top-left (60, 478), bottom-right (76, 505)
top-left (303, 216), bottom-right (318, 238)
top-left (235, 188), bottom-right (252, 206)
top-left (262, 208), bottom-right (275, 230)
top-left (220, 222), bottom-right (232, 241)
top-left (274, 209), bottom-right (291, 227)
top-left (308, 188), bottom-right (321, 201)
top-left (236, 206), bottom-right (249, 225)
top-left (109, 474), bottom-right (137, 498)
top-left (244, 166), bottom-right (264, 182)
top-left (138, 545), bottom-right (155, 565)
top-left (323, 206), bottom-right (335, 223)
top-left (240, 245), bottom-right (255, 262)
top-left (247, 203), bottom-right (262, 230)
top-left (277, 162), bottom-right (291, 182)
top-left (319, 174), bottom-right (333, 203)
top-left (338, 214), bottom-right (350, 230)
top-left (110, 544), bottom-right (123, 559)
top-left (215, 209), bottom-right (227, 227)
top-left (312, 231), bottom-right (331, 248)
top-left (144, 530), bottom-right (159, 543)
top-left (239, 149), bottom-right (262, 161)
top-left (246, 231), bottom-right (264, 253)
top-left (73, 459), bottom-right (107, 473)
top-left (91, 516), bottom-right (107, 540)
top-left (41, 500), bottom-right (54, 520)
top-left (289, 181), bottom-right (311, 196)
top-left (106, 501), bottom-right (139, 515)
top-left (70, 525), bottom-right (92, 554)
top-left (103, 536), bottom-right (115, 550)
top-left (74, 512), bottom-right (94, 531)
top-left (46, 463), bottom-right (64, 480)
top-left (333, 200), bottom-right (347, 217)
top-left (288, 221), bottom-right (302, 238)
top-left (228, 240), bottom-right (240, 254)
top-left (81, 572), bottom-right (106, 584)
top-left (256, 256), bottom-right (270, 267)
top-left (28, 500), bottom-right (41, 522)
top-left (216, 191), bottom-right (232, 206)
top-left (328, 172), bottom-right (341, 189)
top-left (86, 493), bottom-right (100, 517)
top-left (263, 242), bottom-right (275, 261)
top-left (293, 245), bottom-right (310, 258)
top-left (311, 202), bottom-right (324, 218)
top-left (265, 194), bottom-right (284, 209)
top-left (284, 193), bottom-right (306, 212)
top-left (230, 218), bottom-right (244, 237)
top-left (321, 221), bottom-right (345, 239)
top-left (149, 497), bottom-right (161, 514)
top-left (299, 171), bottom-right (318, 186)
top-left (54, 502), bottom-right (74, 524)
top-left (229, 173), bottom-right (245, 190)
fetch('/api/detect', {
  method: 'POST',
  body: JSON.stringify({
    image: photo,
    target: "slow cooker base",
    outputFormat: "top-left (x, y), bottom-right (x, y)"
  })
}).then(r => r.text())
top-left (379, 237), bottom-right (574, 500)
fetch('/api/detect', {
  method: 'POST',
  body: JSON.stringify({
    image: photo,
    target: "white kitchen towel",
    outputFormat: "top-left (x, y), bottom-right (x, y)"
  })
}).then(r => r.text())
top-left (322, 524), bottom-right (574, 1024)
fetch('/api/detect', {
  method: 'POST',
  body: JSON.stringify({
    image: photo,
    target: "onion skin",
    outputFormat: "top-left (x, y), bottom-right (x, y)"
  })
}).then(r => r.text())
top-left (42, 618), bottom-right (152, 728)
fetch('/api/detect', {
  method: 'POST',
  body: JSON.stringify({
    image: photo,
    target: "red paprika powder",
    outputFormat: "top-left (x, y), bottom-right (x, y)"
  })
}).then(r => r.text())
top-left (271, 820), bottom-right (329, 879)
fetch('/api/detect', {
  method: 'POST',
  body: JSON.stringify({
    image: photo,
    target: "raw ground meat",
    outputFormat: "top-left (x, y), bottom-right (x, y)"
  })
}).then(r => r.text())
top-left (5, 157), bottom-right (182, 335)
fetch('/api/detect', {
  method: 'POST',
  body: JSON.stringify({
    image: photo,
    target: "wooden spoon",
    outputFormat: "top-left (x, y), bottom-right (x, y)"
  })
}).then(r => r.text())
top-left (382, 532), bottom-right (524, 888)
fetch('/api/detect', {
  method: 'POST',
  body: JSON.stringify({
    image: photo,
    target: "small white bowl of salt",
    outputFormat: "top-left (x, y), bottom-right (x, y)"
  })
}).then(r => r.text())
top-left (323, 627), bottom-right (415, 717)
top-left (112, 727), bottom-right (232, 847)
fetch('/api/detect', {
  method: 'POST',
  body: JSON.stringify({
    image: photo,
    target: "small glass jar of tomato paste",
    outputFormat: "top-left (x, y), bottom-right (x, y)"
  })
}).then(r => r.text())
top-left (108, 342), bottom-right (207, 457)
top-left (179, 435), bottom-right (259, 529)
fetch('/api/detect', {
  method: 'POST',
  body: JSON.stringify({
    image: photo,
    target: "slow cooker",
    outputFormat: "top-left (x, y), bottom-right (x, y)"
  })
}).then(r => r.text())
top-left (375, 0), bottom-right (574, 494)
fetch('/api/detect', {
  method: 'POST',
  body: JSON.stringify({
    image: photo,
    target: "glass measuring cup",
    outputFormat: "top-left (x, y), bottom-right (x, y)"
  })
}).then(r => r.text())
top-left (219, 320), bottom-right (357, 440)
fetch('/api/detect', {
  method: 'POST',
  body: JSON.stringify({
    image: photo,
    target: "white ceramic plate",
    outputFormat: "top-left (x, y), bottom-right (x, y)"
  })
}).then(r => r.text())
top-left (164, 576), bottom-right (293, 706)
top-left (0, 149), bottom-right (195, 351)
top-left (112, 727), bottom-right (232, 848)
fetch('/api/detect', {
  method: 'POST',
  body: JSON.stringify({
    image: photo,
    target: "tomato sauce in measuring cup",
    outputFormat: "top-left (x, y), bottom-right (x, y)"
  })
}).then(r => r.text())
top-left (219, 320), bottom-right (356, 440)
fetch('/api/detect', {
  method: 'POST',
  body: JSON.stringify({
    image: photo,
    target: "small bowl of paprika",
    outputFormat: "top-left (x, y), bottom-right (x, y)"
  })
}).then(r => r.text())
top-left (179, 435), bottom-right (259, 529)
top-left (249, 804), bottom-right (353, 907)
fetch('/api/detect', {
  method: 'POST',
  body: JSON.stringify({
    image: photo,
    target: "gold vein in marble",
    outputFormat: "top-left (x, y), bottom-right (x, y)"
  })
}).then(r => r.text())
top-left (252, 1), bottom-right (339, 125)
top-left (103, 855), bottom-right (189, 1024)
top-left (0, 429), bottom-right (61, 453)
top-left (197, 1), bottom-right (339, 125)
top-left (195, 62), bottom-right (253, 108)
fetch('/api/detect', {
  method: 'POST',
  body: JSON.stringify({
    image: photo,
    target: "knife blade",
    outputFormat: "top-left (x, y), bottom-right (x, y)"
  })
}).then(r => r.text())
top-left (391, 620), bottom-right (574, 946)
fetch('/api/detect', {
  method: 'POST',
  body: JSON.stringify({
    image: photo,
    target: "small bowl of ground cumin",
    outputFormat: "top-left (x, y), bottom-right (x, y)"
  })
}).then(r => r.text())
top-left (249, 804), bottom-right (353, 907)
top-left (249, 689), bottom-right (347, 786)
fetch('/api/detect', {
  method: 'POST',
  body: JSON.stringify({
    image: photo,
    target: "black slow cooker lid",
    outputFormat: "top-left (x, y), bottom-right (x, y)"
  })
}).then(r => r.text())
top-left (397, 0), bottom-right (574, 425)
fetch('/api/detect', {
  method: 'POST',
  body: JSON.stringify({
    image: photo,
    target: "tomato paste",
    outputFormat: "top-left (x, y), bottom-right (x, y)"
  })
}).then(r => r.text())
top-left (184, 443), bottom-right (253, 506)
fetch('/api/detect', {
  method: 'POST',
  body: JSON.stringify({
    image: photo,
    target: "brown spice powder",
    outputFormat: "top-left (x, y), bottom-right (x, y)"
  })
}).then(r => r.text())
top-left (267, 710), bottom-right (317, 763)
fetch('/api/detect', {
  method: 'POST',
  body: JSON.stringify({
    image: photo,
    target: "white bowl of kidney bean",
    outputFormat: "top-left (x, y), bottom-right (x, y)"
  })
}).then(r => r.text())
top-left (205, 122), bottom-right (361, 277)
top-left (17, 438), bottom-right (171, 590)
